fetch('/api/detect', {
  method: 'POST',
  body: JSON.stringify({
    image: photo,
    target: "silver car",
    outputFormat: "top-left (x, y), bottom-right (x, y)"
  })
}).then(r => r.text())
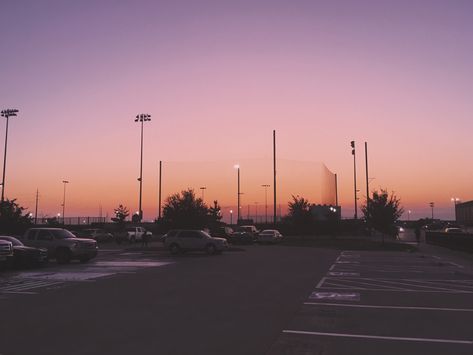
top-left (164, 230), bottom-right (228, 255)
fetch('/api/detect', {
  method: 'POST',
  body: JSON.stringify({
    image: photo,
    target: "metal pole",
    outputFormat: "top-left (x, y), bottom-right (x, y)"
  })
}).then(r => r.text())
top-left (237, 167), bottom-right (240, 223)
top-left (35, 189), bottom-right (39, 225)
top-left (62, 180), bottom-right (68, 224)
top-left (273, 130), bottom-right (277, 225)
top-left (139, 119), bottom-right (144, 220)
top-left (158, 160), bottom-right (162, 220)
top-left (351, 141), bottom-right (358, 219)
top-left (335, 173), bottom-right (338, 207)
top-left (365, 142), bottom-right (369, 209)
top-left (1, 117), bottom-right (9, 202)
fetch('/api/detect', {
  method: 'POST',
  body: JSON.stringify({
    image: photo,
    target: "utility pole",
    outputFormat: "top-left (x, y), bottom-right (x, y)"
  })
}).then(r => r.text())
top-left (351, 141), bottom-right (358, 219)
top-left (158, 161), bottom-right (162, 220)
top-left (34, 189), bottom-right (39, 225)
top-left (365, 142), bottom-right (369, 209)
top-left (273, 130), bottom-right (277, 225)
top-left (429, 202), bottom-right (435, 220)
top-left (200, 186), bottom-right (207, 201)
top-left (62, 180), bottom-right (69, 224)
top-left (334, 174), bottom-right (339, 207)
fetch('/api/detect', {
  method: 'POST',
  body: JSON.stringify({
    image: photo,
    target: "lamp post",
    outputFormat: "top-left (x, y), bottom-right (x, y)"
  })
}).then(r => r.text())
top-left (1, 109), bottom-right (19, 202)
top-left (230, 209), bottom-right (233, 225)
top-left (200, 186), bottom-right (207, 201)
top-left (254, 202), bottom-right (258, 224)
top-left (350, 141), bottom-right (358, 219)
top-left (135, 113), bottom-right (151, 221)
top-left (61, 180), bottom-right (69, 224)
top-left (429, 202), bottom-right (435, 220)
top-left (234, 165), bottom-right (240, 224)
top-left (451, 197), bottom-right (460, 221)
top-left (261, 184), bottom-right (270, 224)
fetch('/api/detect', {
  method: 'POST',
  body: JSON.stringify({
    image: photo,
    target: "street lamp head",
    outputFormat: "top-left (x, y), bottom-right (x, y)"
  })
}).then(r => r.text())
top-left (230, 210), bottom-right (233, 214)
top-left (234, 164), bottom-right (239, 169)
top-left (62, 180), bottom-right (69, 184)
top-left (135, 113), bottom-right (152, 122)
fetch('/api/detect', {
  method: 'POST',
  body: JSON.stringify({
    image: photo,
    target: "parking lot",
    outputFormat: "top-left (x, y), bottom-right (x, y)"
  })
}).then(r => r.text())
top-left (1, 241), bottom-right (472, 355)
top-left (268, 249), bottom-right (473, 355)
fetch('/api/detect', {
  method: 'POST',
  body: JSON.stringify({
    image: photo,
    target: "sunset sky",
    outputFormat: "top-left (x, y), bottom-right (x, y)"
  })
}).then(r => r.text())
top-left (1, 0), bottom-right (472, 222)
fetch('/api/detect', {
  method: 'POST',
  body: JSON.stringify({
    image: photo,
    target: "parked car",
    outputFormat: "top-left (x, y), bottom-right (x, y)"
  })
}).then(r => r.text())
top-left (0, 236), bottom-right (48, 268)
top-left (164, 230), bottom-right (228, 255)
top-left (210, 226), bottom-right (234, 241)
top-left (20, 228), bottom-right (98, 264)
top-left (160, 229), bottom-right (179, 244)
top-left (444, 227), bottom-right (463, 233)
top-left (73, 229), bottom-right (114, 242)
top-left (228, 231), bottom-right (254, 244)
top-left (0, 238), bottom-right (14, 269)
top-left (257, 229), bottom-right (283, 244)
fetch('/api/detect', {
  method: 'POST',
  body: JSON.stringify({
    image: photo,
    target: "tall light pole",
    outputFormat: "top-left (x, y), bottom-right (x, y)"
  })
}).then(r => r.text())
top-left (62, 180), bottom-right (69, 224)
top-left (230, 209), bottom-right (233, 225)
top-left (200, 186), bottom-right (207, 201)
top-left (254, 202), bottom-right (258, 224)
top-left (234, 165), bottom-right (240, 224)
top-left (262, 184), bottom-right (270, 224)
top-left (1, 109), bottom-right (19, 202)
top-left (429, 202), bottom-right (435, 220)
top-left (135, 113), bottom-right (151, 221)
top-left (351, 141), bottom-right (358, 219)
top-left (451, 197), bottom-right (460, 221)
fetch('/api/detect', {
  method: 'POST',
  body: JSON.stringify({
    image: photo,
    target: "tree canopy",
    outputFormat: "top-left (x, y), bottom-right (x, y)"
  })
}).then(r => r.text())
top-left (287, 195), bottom-right (312, 224)
top-left (112, 204), bottom-right (129, 224)
top-left (0, 199), bottom-right (33, 234)
top-left (362, 189), bottom-right (404, 241)
top-left (162, 189), bottom-right (221, 229)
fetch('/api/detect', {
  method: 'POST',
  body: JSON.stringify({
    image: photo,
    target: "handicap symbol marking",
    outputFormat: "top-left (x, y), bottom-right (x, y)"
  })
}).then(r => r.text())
top-left (309, 292), bottom-right (360, 301)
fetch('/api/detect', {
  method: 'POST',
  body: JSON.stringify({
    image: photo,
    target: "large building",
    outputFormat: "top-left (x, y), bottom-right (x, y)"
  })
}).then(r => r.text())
top-left (455, 200), bottom-right (473, 225)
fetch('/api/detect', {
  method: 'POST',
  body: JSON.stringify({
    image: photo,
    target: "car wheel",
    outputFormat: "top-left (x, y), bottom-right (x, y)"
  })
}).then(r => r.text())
top-left (56, 249), bottom-right (71, 264)
top-left (205, 244), bottom-right (216, 255)
top-left (169, 243), bottom-right (181, 255)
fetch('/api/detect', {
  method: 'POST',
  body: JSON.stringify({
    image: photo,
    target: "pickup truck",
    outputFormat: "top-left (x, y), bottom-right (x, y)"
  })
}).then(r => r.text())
top-left (0, 239), bottom-right (14, 269)
top-left (126, 227), bottom-right (153, 243)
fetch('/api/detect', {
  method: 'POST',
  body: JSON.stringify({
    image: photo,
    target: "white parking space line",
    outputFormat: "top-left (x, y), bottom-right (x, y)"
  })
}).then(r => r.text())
top-left (282, 330), bottom-right (473, 345)
top-left (303, 302), bottom-right (473, 312)
top-left (315, 277), bottom-right (327, 289)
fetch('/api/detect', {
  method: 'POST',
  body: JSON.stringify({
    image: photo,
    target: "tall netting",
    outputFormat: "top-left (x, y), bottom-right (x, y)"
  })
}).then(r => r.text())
top-left (159, 158), bottom-right (337, 223)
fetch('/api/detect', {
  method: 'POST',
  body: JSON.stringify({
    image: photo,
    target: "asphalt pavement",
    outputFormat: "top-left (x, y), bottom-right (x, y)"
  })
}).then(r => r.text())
top-left (1, 236), bottom-right (472, 355)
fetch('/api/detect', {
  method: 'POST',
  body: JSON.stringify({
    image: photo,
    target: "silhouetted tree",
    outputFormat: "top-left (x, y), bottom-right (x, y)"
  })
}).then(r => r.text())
top-left (0, 199), bottom-right (33, 234)
top-left (362, 189), bottom-right (404, 244)
top-left (112, 204), bottom-right (129, 224)
top-left (208, 200), bottom-right (222, 223)
top-left (162, 189), bottom-right (220, 229)
top-left (288, 195), bottom-right (312, 224)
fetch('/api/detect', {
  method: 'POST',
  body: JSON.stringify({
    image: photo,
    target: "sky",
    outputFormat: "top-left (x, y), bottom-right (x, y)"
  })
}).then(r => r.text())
top-left (1, 0), bottom-right (472, 222)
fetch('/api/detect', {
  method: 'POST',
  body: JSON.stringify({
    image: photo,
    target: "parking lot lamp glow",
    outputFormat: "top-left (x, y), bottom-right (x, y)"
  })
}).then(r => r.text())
top-left (135, 113), bottom-right (151, 221)
top-left (1, 109), bottom-right (19, 202)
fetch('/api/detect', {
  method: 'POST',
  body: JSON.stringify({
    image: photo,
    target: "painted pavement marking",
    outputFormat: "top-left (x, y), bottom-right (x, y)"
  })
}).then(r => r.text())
top-left (281, 330), bottom-right (473, 345)
top-left (309, 291), bottom-right (360, 301)
top-left (303, 302), bottom-right (473, 312)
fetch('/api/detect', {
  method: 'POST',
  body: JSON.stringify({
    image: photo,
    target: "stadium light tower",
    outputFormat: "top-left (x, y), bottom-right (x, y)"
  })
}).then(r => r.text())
top-left (135, 113), bottom-right (151, 221)
top-left (1, 109), bottom-right (19, 202)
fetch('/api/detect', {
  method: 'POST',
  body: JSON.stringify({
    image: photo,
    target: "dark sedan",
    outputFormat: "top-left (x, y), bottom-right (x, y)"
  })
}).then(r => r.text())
top-left (228, 231), bottom-right (254, 244)
top-left (0, 236), bottom-right (48, 268)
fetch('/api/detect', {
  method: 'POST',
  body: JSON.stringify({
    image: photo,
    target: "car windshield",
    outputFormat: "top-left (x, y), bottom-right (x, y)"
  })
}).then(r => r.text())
top-left (0, 236), bottom-right (23, 246)
top-left (51, 230), bottom-right (77, 239)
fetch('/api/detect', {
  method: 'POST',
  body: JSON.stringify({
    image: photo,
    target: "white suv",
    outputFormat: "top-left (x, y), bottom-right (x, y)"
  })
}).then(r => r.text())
top-left (164, 230), bottom-right (228, 255)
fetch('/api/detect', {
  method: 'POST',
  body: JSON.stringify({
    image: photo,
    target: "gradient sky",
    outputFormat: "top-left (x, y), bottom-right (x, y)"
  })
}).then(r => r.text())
top-left (1, 0), bottom-right (472, 222)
